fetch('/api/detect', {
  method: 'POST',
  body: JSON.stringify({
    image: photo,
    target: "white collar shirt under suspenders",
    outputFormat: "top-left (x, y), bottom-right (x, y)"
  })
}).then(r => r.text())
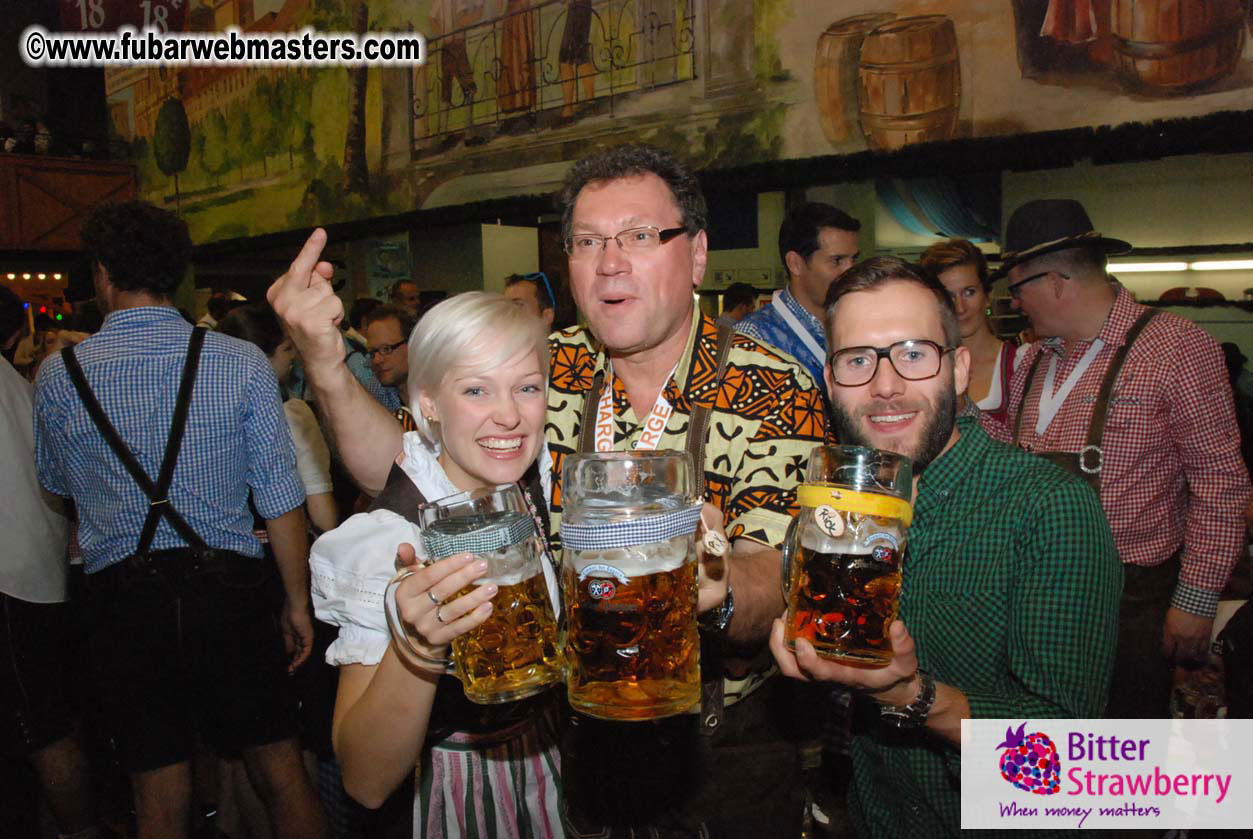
top-left (1034, 338), bottom-right (1105, 436)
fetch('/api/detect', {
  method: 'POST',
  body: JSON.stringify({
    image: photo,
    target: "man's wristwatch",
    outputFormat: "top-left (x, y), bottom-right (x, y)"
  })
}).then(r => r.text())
top-left (698, 583), bottom-right (734, 634)
top-left (878, 669), bottom-right (936, 729)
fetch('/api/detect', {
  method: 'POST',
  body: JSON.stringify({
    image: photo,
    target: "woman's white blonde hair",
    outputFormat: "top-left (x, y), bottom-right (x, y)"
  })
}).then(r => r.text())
top-left (407, 291), bottom-right (550, 442)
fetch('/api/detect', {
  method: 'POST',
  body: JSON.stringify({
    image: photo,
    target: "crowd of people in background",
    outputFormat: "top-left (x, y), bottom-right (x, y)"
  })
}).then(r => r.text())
top-left (1, 142), bottom-right (1251, 839)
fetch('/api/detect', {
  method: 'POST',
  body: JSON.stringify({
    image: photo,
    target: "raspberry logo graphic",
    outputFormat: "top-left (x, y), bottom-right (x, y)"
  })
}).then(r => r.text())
top-left (996, 722), bottom-right (1061, 795)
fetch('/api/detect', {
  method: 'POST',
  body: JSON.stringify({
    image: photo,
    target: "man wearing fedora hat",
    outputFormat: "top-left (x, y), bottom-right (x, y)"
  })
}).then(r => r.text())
top-left (993, 198), bottom-right (1251, 719)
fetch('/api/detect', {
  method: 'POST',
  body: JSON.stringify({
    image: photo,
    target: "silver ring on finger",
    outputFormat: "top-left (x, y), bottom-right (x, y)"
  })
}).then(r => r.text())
top-left (435, 605), bottom-right (447, 624)
top-left (427, 590), bottom-right (441, 605)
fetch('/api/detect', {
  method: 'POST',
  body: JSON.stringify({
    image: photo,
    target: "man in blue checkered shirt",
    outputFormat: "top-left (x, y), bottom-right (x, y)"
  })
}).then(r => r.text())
top-left (33, 202), bottom-right (328, 839)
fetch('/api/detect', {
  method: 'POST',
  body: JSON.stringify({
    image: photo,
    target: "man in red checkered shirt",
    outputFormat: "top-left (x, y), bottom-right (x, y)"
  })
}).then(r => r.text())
top-left (989, 199), bottom-right (1251, 719)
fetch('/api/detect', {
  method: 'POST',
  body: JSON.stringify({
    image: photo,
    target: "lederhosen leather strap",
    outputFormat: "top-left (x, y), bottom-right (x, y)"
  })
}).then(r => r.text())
top-left (1013, 309), bottom-right (1160, 490)
top-left (62, 327), bottom-right (209, 557)
top-left (576, 370), bottom-right (604, 455)
top-left (576, 323), bottom-right (736, 733)
top-left (367, 462), bottom-right (428, 516)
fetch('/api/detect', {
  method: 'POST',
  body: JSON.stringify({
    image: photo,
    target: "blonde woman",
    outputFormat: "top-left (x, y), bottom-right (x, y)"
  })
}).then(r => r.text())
top-left (310, 292), bottom-right (562, 838)
top-left (920, 238), bottom-right (1026, 424)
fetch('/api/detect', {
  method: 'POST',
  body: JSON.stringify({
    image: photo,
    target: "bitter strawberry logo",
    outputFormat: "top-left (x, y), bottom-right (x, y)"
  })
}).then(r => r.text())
top-left (996, 722), bottom-right (1061, 795)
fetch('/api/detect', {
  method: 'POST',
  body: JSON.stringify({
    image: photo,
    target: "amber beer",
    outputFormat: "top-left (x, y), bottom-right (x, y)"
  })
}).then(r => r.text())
top-left (782, 446), bottom-right (913, 667)
top-left (563, 536), bottom-right (700, 720)
top-left (384, 487), bottom-right (565, 705)
top-left (785, 528), bottom-right (902, 666)
top-left (452, 545), bottom-right (564, 704)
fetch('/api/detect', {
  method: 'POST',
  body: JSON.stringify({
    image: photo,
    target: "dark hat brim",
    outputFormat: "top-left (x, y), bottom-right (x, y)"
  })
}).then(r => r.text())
top-left (991, 232), bottom-right (1131, 280)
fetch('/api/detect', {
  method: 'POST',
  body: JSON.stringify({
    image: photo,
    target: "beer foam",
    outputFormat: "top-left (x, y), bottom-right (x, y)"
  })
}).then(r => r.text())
top-left (476, 566), bottom-right (542, 588)
top-left (567, 533), bottom-right (692, 578)
top-left (800, 523), bottom-right (866, 556)
top-left (474, 541), bottom-right (541, 587)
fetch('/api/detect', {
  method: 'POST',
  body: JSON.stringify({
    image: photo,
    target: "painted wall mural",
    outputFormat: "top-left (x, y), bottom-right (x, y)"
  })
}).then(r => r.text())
top-left (102, 0), bottom-right (1253, 244)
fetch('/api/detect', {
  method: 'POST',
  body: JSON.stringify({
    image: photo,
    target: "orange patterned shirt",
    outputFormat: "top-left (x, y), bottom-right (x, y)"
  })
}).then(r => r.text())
top-left (545, 305), bottom-right (828, 550)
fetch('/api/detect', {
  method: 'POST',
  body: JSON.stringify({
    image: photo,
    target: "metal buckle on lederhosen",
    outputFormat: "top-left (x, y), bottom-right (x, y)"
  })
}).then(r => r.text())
top-left (1079, 444), bottom-right (1103, 474)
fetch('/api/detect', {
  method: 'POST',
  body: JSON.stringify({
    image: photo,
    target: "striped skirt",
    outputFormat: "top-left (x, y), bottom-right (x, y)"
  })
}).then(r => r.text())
top-left (416, 712), bottom-right (564, 839)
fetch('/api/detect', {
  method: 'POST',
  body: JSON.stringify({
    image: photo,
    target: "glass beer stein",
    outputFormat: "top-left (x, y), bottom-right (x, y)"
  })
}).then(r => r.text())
top-left (560, 451), bottom-right (703, 721)
top-left (782, 446), bottom-right (913, 667)
top-left (383, 483), bottom-right (563, 704)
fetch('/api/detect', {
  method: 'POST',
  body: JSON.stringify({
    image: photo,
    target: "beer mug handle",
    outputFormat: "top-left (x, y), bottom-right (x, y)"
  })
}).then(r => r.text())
top-left (383, 569), bottom-right (455, 674)
top-left (780, 515), bottom-right (799, 597)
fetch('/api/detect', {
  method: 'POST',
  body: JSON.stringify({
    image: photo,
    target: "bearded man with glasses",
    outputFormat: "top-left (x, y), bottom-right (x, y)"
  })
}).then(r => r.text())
top-left (771, 255), bottom-right (1121, 838)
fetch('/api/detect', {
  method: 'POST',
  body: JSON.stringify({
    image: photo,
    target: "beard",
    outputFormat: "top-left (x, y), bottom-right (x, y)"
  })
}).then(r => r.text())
top-left (828, 371), bottom-right (958, 474)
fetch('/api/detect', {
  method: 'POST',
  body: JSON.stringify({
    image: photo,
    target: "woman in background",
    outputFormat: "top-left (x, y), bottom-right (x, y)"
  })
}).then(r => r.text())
top-left (921, 238), bottom-right (1026, 424)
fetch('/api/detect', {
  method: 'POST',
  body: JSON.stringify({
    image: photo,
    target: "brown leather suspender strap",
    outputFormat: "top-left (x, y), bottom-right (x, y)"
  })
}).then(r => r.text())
top-left (1012, 308), bottom-right (1161, 478)
top-left (687, 323), bottom-right (736, 498)
top-left (1011, 351), bottom-right (1045, 447)
top-left (576, 370), bottom-right (605, 455)
top-left (1080, 308), bottom-right (1160, 474)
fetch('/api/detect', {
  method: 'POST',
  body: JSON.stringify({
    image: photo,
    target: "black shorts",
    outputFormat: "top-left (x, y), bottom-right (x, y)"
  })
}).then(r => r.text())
top-left (86, 550), bottom-right (298, 773)
top-left (0, 591), bottom-right (81, 757)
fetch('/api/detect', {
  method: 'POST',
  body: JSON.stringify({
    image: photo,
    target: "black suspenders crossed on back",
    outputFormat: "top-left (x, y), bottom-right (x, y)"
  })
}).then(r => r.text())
top-left (61, 326), bottom-right (210, 560)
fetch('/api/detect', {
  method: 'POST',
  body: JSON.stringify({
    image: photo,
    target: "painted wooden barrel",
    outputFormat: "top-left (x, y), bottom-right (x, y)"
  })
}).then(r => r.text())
top-left (1112, 0), bottom-right (1245, 94)
top-left (814, 13), bottom-right (896, 145)
top-left (857, 15), bottom-right (960, 151)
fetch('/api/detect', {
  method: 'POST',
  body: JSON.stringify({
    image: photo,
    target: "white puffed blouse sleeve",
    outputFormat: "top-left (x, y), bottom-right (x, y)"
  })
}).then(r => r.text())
top-left (310, 508), bottom-right (423, 666)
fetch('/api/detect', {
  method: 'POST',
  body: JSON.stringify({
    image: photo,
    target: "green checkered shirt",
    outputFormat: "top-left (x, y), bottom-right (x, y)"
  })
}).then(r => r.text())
top-left (849, 416), bottom-right (1122, 839)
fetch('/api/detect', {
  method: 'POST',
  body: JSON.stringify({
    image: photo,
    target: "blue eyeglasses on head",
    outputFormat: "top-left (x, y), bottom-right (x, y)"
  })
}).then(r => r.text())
top-left (522, 271), bottom-right (556, 310)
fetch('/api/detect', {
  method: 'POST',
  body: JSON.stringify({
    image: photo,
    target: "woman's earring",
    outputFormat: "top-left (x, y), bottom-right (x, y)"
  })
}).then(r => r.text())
top-left (423, 415), bottom-right (436, 425)
top-left (985, 306), bottom-right (993, 317)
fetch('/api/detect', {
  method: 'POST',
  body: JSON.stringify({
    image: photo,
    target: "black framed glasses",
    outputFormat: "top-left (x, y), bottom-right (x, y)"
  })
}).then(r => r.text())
top-left (828, 340), bottom-right (956, 387)
top-left (368, 339), bottom-right (406, 360)
top-left (1007, 270), bottom-right (1069, 299)
top-left (563, 226), bottom-right (687, 259)
top-left (521, 271), bottom-right (556, 309)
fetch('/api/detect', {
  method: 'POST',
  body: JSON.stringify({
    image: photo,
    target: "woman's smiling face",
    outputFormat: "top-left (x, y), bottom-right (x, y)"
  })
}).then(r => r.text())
top-left (419, 344), bottom-right (548, 491)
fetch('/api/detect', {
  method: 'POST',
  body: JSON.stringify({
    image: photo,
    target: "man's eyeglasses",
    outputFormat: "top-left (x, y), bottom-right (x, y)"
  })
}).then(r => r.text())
top-left (563, 226), bottom-right (687, 259)
top-left (521, 271), bottom-right (556, 310)
top-left (368, 340), bottom-right (406, 360)
top-left (828, 340), bottom-right (956, 387)
top-left (1007, 270), bottom-right (1069, 300)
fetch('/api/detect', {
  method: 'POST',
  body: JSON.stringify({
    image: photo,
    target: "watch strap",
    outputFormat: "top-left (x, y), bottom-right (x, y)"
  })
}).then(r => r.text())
top-left (699, 582), bottom-right (734, 634)
top-left (879, 668), bottom-right (936, 729)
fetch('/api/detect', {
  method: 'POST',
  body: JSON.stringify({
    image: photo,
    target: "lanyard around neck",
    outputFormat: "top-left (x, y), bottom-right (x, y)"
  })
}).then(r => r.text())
top-left (593, 361), bottom-right (679, 452)
top-left (1035, 339), bottom-right (1105, 435)
top-left (771, 290), bottom-right (825, 371)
